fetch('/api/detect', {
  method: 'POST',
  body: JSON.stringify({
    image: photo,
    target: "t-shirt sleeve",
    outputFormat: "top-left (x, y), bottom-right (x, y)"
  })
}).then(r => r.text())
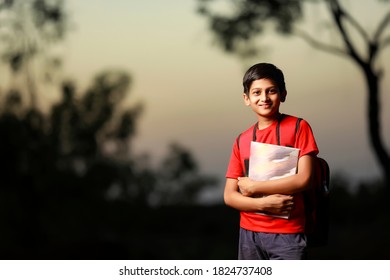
top-left (296, 119), bottom-right (319, 158)
top-left (225, 138), bottom-right (244, 179)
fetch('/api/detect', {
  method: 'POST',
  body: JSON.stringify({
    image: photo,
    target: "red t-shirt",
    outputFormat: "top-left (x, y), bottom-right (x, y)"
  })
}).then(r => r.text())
top-left (226, 115), bottom-right (319, 233)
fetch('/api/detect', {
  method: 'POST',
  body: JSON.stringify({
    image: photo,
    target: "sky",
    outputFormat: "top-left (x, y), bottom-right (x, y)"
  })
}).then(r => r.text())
top-left (59, 0), bottom-right (390, 202)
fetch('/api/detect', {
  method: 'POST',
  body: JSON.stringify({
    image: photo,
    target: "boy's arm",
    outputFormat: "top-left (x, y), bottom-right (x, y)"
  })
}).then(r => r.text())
top-left (224, 178), bottom-right (294, 215)
top-left (238, 154), bottom-right (314, 196)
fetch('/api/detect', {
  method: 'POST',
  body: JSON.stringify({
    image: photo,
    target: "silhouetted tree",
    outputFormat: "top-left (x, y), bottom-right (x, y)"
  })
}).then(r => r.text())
top-left (197, 0), bottom-right (390, 187)
top-left (0, 0), bottom-right (68, 108)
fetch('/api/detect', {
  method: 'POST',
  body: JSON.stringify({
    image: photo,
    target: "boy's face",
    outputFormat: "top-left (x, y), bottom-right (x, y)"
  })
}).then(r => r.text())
top-left (243, 78), bottom-right (286, 120)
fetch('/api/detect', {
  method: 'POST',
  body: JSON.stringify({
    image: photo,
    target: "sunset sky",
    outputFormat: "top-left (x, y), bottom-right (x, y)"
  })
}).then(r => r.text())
top-left (62, 0), bottom-right (390, 202)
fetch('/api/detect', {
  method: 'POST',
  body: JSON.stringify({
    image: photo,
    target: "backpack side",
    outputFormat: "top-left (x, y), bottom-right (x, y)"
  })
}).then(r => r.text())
top-left (304, 157), bottom-right (330, 247)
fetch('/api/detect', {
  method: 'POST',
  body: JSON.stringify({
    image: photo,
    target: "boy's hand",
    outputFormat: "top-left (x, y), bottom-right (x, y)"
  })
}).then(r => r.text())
top-left (237, 177), bottom-right (255, 196)
top-left (261, 194), bottom-right (294, 215)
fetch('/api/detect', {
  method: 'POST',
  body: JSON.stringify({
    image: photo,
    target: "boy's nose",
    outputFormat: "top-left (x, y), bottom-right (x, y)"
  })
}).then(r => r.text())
top-left (260, 93), bottom-right (268, 102)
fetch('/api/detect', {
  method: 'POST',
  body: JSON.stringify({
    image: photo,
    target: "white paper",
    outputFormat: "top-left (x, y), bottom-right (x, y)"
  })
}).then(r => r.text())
top-left (248, 141), bottom-right (300, 219)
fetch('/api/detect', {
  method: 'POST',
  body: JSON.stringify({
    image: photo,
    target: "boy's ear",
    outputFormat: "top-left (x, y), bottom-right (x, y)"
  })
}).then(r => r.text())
top-left (243, 93), bottom-right (250, 106)
top-left (280, 90), bottom-right (287, 102)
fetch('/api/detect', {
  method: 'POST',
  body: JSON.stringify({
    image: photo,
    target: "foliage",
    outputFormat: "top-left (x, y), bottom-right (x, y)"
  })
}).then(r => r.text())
top-left (197, 0), bottom-right (303, 57)
top-left (0, 0), bottom-right (66, 72)
top-left (0, 0), bottom-right (69, 109)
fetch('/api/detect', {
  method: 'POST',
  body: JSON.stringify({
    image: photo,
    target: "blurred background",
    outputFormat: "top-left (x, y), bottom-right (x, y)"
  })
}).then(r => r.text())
top-left (0, 0), bottom-right (389, 259)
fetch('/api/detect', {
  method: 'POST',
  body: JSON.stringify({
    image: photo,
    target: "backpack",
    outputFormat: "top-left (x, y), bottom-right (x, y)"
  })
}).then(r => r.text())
top-left (236, 114), bottom-right (330, 247)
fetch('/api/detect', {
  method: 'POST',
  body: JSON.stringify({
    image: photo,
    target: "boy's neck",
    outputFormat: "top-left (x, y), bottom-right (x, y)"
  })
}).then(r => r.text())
top-left (257, 112), bottom-right (282, 130)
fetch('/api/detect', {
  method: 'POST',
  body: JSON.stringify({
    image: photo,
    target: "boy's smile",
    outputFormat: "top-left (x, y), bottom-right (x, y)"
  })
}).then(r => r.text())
top-left (243, 78), bottom-right (286, 122)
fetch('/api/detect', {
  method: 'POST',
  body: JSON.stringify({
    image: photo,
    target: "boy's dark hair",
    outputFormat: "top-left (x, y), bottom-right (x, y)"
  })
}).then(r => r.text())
top-left (243, 63), bottom-right (286, 95)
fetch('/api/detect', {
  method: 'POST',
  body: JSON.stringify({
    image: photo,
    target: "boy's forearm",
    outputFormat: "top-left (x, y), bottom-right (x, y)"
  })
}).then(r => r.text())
top-left (224, 190), bottom-right (265, 212)
top-left (224, 184), bottom-right (294, 215)
top-left (224, 178), bottom-right (266, 212)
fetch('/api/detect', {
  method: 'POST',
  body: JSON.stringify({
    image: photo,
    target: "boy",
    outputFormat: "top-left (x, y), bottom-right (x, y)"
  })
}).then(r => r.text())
top-left (225, 63), bottom-right (319, 260)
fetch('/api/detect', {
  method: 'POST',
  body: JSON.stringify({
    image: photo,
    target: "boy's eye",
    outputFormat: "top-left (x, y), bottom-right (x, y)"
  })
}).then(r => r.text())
top-left (267, 88), bottom-right (277, 94)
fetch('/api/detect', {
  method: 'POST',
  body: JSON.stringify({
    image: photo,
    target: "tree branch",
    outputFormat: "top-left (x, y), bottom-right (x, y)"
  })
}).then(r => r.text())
top-left (293, 28), bottom-right (348, 57)
top-left (368, 11), bottom-right (390, 63)
top-left (373, 11), bottom-right (390, 42)
top-left (341, 5), bottom-right (371, 45)
top-left (327, 0), bottom-right (365, 66)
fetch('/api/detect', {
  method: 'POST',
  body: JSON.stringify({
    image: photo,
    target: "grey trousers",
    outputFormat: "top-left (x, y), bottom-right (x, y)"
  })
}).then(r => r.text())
top-left (238, 228), bottom-right (308, 260)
